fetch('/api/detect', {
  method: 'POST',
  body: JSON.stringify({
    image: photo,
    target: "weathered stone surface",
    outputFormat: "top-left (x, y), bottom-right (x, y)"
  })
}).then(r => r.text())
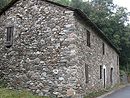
top-left (0, 0), bottom-right (119, 97)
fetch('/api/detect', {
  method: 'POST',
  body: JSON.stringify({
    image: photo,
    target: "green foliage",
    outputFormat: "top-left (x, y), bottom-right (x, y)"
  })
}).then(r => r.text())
top-left (0, 88), bottom-right (49, 98)
top-left (70, 0), bottom-right (83, 8)
top-left (0, 0), bottom-right (11, 10)
top-left (120, 70), bottom-right (127, 76)
top-left (84, 86), bottom-right (112, 98)
top-left (84, 90), bottom-right (106, 98)
top-left (54, 0), bottom-right (70, 6)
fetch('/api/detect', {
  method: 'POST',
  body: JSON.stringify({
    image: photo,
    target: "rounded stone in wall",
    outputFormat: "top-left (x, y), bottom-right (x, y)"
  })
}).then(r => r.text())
top-left (53, 69), bottom-right (59, 74)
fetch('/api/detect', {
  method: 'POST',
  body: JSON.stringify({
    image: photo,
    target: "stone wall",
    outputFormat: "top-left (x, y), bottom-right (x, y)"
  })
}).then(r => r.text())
top-left (0, 0), bottom-right (119, 97)
top-left (73, 16), bottom-right (120, 93)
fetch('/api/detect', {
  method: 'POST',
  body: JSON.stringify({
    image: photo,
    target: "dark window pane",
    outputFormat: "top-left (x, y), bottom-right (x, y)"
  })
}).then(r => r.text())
top-left (87, 31), bottom-right (90, 47)
top-left (85, 64), bottom-right (89, 83)
top-left (7, 27), bottom-right (13, 42)
top-left (7, 27), bottom-right (11, 41)
top-left (6, 26), bottom-right (14, 48)
top-left (102, 43), bottom-right (105, 55)
top-left (100, 65), bottom-right (102, 79)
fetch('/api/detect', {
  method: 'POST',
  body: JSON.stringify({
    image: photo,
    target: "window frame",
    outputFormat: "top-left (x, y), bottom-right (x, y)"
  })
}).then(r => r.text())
top-left (5, 26), bottom-right (14, 48)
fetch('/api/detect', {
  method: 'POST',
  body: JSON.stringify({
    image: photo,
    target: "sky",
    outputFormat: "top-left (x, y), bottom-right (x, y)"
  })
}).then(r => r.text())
top-left (114, 0), bottom-right (130, 12)
top-left (84, 0), bottom-right (130, 12)
top-left (113, 0), bottom-right (130, 22)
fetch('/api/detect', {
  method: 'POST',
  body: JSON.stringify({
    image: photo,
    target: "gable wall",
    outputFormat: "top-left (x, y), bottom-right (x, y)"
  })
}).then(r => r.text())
top-left (0, 0), bottom-right (78, 97)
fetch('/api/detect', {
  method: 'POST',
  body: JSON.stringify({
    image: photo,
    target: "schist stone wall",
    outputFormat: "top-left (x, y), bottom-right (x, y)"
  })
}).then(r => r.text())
top-left (0, 0), bottom-right (119, 97)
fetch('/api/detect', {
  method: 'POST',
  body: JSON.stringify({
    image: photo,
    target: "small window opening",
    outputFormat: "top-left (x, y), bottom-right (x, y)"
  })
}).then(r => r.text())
top-left (100, 65), bottom-right (103, 79)
top-left (102, 42), bottom-right (105, 55)
top-left (87, 31), bottom-right (90, 47)
top-left (5, 26), bottom-right (14, 48)
top-left (85, 64), bottom-right (89, 83)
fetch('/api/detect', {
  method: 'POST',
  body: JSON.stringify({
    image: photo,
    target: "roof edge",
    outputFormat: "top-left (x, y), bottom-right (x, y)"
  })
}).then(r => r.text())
top-left (0, 0), bottom-right (75, 16)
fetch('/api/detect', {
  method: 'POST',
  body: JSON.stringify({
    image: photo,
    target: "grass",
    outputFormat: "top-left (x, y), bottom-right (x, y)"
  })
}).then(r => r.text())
top-left (0, 88), bottom-right (49, 98)
top-left (0, 84), bottom-right (123, 98)
top-left (84, 90), bottom-right (108, 98)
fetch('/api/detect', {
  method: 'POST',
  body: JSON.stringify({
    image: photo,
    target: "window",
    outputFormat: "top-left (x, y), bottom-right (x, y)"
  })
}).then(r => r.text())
top-left (85, 64), bottom-right (89, 83)
top-left (102, 42), bottom-right (105, 55)
top-left (5, 26), bottom-right (14, 48)
top-left (100, 65), bottom-right (102, 79)
top-left (87, 30), bottom-right (90, 47)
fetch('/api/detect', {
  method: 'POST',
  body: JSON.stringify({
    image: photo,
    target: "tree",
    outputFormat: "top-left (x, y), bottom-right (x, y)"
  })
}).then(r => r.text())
top-left (70, 0), bottom-right (83, 8)
top-left (54, 0), bottom-right (70, 6)
top-left (0, 0), bottom-right (11, 10)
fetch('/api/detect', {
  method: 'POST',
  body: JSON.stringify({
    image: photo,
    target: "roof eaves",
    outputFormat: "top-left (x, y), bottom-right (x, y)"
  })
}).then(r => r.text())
top-left (43, 0), bottom-right (75, 11)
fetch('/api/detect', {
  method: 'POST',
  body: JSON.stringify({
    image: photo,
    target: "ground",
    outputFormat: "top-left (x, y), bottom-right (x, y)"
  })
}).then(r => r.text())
top-left (102, 85), bottom-right (130, 98)
top-left (0, 88), bottom-right (49, 98)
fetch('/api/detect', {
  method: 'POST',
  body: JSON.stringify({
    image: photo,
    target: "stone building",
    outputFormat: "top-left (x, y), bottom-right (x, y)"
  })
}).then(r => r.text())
top-left (0, 0), bottom-right (120, 97)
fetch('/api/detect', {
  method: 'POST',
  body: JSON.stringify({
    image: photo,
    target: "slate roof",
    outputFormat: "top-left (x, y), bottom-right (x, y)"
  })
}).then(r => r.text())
top-left (0, 0), bottom-right (119, 54)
